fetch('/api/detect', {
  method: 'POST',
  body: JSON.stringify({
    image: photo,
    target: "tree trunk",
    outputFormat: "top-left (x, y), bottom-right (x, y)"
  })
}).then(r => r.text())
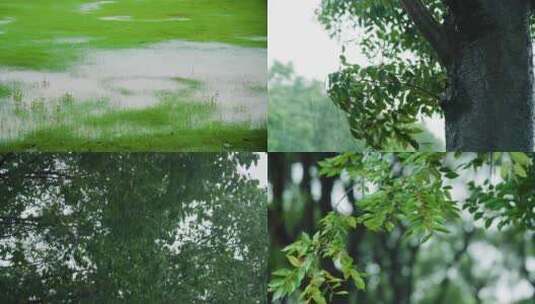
top-left (443, 0), bottom-right (534, 150)
top-left (299, 154), bottom-right (315, 234)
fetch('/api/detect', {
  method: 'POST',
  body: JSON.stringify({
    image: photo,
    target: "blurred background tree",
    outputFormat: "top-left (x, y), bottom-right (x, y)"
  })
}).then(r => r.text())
top-left (268, 62), bottom-right (443, 151)
top-left (268, 62), bottom-right (362, 152)
top-left (268, 153), bottom-right (534, 304)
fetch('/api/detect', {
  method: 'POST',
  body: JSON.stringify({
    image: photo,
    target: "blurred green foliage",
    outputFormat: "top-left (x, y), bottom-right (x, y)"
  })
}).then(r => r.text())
top-left (268, 61), bottom-right (362, 152)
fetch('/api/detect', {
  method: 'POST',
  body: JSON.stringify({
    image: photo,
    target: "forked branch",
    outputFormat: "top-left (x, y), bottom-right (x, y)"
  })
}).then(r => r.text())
top-left (400, 0), bottom-right (452, 66)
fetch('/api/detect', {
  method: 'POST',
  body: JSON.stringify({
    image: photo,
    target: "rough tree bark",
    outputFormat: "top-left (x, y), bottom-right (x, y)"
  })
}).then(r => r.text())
top-left (401, 0), bottom-right (534, 151)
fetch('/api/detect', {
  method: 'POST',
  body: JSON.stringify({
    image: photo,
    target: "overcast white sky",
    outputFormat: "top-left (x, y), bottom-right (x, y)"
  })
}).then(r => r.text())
top-left (240, 152), bottom-right (267, 188)
top-left (268, 0), bottom-right (360, 80)
top-left (254, 153), bottom-right (268, 188)
top-left (268, 0), bottom-right (446, 146)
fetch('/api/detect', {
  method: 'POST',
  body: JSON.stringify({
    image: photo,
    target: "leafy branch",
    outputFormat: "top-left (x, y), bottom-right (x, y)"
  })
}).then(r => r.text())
top-left (270, 152), bottom-right (534, 302)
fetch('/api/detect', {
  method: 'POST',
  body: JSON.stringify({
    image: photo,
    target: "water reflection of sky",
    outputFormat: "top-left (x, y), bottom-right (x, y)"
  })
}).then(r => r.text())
top-left (0, 40), bottom-right (267, 123)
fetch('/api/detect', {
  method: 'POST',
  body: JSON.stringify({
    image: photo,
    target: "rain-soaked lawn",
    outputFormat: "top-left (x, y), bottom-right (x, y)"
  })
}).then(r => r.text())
top-left (0, 0), bottom-right (267, 151)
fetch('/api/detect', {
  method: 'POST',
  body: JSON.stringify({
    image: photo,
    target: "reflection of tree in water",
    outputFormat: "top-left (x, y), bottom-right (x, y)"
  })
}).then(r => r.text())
top-left (0, 153), bottom-right (267, 303)
top-left (269, 153), bottom-right (534, 304)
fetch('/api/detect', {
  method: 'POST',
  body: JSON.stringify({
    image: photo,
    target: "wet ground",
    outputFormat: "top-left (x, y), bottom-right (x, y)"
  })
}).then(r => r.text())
top-left (0, 40), bottom-right (267, 122)
top-left (0, 0), bottom-right (267, 150)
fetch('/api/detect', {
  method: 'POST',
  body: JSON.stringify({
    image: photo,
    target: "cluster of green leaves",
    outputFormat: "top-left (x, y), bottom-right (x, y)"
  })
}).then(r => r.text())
top-left (463, 153), bottom-right (535, 231)
top-left (269, 213), bottom-right (365, 304)
top-left (270, 152), bottom-right (534, 302)
top-left (320, 153), bottom-right (460, 239)
top-left (318, 0), bottom-right (448, 149)
top-left (328, 61), bottom-right (444, 150)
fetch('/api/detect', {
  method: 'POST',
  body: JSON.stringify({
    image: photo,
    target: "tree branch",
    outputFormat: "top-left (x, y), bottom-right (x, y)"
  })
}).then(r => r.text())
top-left (400, 0), bottom-right (452, 66)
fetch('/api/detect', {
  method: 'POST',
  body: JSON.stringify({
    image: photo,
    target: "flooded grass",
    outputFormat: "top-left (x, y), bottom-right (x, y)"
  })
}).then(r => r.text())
top-left (0, 0), bottom-right (267, 151)
top-left (0, 92), bottom-right (266, 151)
top-left (0, 0), bottom-right (267, 70)
top-left (0, 84), bottom-right (10, 98)
top-left (0, 40), bottom-right (267, 123)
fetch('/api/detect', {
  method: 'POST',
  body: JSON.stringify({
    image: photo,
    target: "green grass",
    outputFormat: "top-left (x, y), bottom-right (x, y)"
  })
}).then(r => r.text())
top-left (0, 124), bottom-right (267, 151)
top-left (0, 92), bottom-right (266, 151)
top-left (0, 0), bottom-right (267, 70)
top-left (0, 1), bottom-right (266, 150)
top-left (0, 84), bottom-right (10, 98)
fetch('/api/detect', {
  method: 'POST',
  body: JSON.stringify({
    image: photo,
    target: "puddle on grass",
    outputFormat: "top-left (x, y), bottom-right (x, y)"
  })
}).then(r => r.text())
top-left (106, 77), bottom-right (182, 95)
top-left (237, 36), bottom-right (267, 42)
top-left (79, 1), bottom-right (116, 13)
top-left (99, 16), bottom-right (132, 21)
top-left (0, 40), bottom-right (267, 139)
top-left (138, 17), bottom-right (191, 22)
top-left (53, 37), bottom-right (93, 44)
top-left (99, 16), bottom-right (190, 22)
top-left (86, 40), bottom-right (267, 122)
top-left (0, 17), bottom-right (15, 25)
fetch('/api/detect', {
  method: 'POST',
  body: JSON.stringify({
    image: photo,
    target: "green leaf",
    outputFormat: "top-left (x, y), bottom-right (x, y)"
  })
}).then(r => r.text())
top-left (420, 233), bottom-right (433, 244)
top-left (510, 152), bottom-right (531, 166)
top-left (312, 290), bottom-right (327, 304)
top-left (272, 268), bottom-right (292, 277)
top-left (351, 270), bottom-right (366, 289)
top-left (272, 288), bottom-right (286, 301)
top-left (287, 255), bottom-right (303, 268)
top-left (513, 163), bottom-right (527, 178)
top-left (444, 171), bottom-right (459, 179)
